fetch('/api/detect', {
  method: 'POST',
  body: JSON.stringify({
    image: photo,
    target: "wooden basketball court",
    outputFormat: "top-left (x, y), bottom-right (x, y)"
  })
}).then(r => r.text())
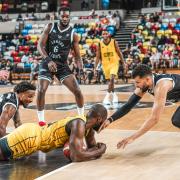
top-left (0, 82), bottom-right (180, 180)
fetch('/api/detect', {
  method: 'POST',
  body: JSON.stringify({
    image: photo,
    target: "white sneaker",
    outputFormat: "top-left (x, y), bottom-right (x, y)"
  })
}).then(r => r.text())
top-left (112, 93), bottom-right (119, 103)
top-left (103, 93), bottom-right (111, 105)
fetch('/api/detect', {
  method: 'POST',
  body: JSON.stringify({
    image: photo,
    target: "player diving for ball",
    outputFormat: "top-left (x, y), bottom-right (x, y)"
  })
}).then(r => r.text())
top-left (0, 104), bottom-right (107, 162)
top-left (99, 64), bottom-right (180, 149)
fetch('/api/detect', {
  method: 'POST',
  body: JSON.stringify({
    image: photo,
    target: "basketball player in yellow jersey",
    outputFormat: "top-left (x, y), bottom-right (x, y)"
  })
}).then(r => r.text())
top-left (95, 30), bottom-right (125, 105)
top-left (0, 104), bottom-right (107, 162)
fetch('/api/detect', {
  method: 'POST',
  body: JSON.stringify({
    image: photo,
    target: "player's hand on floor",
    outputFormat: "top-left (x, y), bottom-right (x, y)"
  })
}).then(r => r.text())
top-left (96, 142), bottom-right (105, 148)
top-left (117, 136), bottom-right (135, 149)
top-left (48, 61), bottom-right (57, 72)
top-left (97, 142), bottom-right (106, 154)
top-left (98, 119), bottom-right (111, 133)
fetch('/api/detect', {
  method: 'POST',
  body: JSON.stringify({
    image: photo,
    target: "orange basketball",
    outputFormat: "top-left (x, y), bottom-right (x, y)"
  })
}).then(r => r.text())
top-left (63, 141), bottom-right (71, 160)
top-left (63, 141), bottom-right (87, 160)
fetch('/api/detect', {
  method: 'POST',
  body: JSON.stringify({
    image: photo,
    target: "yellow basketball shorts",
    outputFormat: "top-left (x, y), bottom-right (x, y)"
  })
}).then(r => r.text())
top-left (0, 123), bottom-right (42, 159)
top-left (102, 63), bottom-right (119, 80)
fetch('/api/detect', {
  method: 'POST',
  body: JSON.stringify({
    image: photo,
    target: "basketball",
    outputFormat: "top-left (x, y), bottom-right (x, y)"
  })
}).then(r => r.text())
top-left (63, 141), bottom-right (71, 160)
top-left (63, 141), bottom-right (87, 160)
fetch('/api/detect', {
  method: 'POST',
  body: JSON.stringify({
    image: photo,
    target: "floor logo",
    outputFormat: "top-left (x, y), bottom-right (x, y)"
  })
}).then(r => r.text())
top-left (28, 101), bottom-right (173, 111)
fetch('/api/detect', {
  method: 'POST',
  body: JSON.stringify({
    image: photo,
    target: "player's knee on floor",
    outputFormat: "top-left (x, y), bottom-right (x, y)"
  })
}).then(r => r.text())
top-left (171, 107), bottom-right (180, 128)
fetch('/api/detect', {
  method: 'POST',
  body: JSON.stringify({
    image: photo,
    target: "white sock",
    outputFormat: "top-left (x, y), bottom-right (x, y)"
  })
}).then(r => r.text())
top-left (37, 110), bottom-right (45, 122)
top-left (112, 92), bottom-right (117, 96)
top-left (77, 106), bottom-right (84, 116)
top-left (106, 92), bottom-right (111, 97)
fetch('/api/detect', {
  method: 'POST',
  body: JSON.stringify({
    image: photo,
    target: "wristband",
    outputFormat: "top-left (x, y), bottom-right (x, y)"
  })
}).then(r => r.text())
top-left (108, 117), bottom-right (114, 123)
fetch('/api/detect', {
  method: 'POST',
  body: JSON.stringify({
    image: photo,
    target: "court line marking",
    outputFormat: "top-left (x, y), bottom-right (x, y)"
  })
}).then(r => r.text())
top-left (35, 163), bottom-right (74, 180)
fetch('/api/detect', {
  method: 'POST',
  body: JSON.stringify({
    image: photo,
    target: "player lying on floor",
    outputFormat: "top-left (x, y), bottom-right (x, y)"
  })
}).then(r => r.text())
top-left (0, 104), bottom-right (107, 162)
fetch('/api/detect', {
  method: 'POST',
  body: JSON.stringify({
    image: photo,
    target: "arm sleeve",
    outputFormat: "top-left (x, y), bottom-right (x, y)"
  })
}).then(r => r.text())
top-left (109, 93), bottom-right (142, 122)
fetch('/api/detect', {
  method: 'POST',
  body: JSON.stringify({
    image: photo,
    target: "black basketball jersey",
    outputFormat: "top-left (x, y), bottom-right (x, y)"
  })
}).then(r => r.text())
top-left (148, 73), bottom-right (180, 101)
top-left (46, 23), bottom-right (74, 64)
top-left (0, 92), bottom-right (19, 115)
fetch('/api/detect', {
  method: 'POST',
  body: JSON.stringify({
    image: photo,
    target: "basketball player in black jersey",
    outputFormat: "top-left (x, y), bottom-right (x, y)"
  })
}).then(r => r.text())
top-left (37, 7), bottom-right (84, 126)
top-left (99, 64), bottom-right (180, 148)
top-left (0, 81), bottom-right (36, 137)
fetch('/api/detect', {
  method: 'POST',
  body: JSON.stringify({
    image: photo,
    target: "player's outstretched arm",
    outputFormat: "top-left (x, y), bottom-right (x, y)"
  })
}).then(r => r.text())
top-left (69, 119), bottom-right (106, 162)
top-left (117, 81), bottom-right (172, 149)
top-left (98, 88), bottom-right (144, 133)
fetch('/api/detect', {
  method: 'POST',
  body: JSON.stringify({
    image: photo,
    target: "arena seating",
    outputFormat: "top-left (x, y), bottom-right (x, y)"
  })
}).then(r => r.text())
top-left (129, 11), bottom-right (180, 69)
top-left (0, 11), bottom-right (116, 81)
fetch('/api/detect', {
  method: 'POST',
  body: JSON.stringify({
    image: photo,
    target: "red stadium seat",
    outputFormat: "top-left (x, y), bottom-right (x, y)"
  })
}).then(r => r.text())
top-left (23, 46), bottom-right (30, 52)
top-left (14, 57), bottom-right (21, 63)
top-left (2, 3), bottom-right (9, 12)
top-left (25, 35), bottom-right (31, 41)
top-left (18, 46), bottom-right (24, 51)
top-left (11, 51), bottom-right (18, 58)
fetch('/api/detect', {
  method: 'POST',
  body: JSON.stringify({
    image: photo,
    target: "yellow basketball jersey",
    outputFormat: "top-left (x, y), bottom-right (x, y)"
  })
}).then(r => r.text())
top-left (6, 115), bottom-right (86, 159)
top-left (40, 115), bottom-right (86, 152)
top-left (99, 39), bottom-right (119, 65)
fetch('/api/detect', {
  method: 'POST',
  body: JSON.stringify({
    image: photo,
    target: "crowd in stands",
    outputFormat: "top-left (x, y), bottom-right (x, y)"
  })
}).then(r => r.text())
top-left (124, 11), bottom-right (180, 73)
top-left (0, 10), bottom-right (121, 85)
top-left (0, 10), bottom-right (179, 85)
top-left (0, 1), bottom-right (50, 14)
top-left (0, 12), bottom-right (59, 22)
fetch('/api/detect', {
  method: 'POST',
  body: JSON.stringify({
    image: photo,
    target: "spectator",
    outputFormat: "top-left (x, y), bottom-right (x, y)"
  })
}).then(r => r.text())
top-left (99, 12), bottom-right (106, 19)
top-left (30, 12), bottom-right (37, 21)
top-left (4, 14), bottom-right (10, 21)
top-left (5, 59), bottom-right (13, 84)
top-left (95, 63), bottom-right (106, 84)
top-left (21, 52), bottom-right (29, 63)
top-left (0, 15), bottom-right (3, 22)
top-left (45, 13), bottom-right (50, 20)
top-left (84, 59), bottom-right (94, 84)
top-left (30, 60), bottom-right (39, 83)
top-left (106, 11), bottom-right (112, 20)
top-left (110, 14), bottom-right (118, 29)
top-left (153, 12), bottom-right (159, 22)
top-left (11, 34), bottom-right (19, 47)
top-left (147, 0), bottom-right (152, 8)
top-left (142, 53), bottom-right (151, 65)
top-left (81, 0), bottom-right (89, 11)
top-left (89, 9), bottom-right (96, 19)
top-left (116, 10), bottom-right (122, 29)
top-left (17, 13), bottom-right (23, 21)
top-left (150, 51), bottom-right (160, 69)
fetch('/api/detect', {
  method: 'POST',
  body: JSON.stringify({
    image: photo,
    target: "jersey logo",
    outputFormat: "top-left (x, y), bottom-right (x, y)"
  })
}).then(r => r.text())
top-left (54, 46), bottom-right (59, 53)
top-left (7, 93), bottom-right (11, 99)
top-left (104, 52), bottom-right (113, 57)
